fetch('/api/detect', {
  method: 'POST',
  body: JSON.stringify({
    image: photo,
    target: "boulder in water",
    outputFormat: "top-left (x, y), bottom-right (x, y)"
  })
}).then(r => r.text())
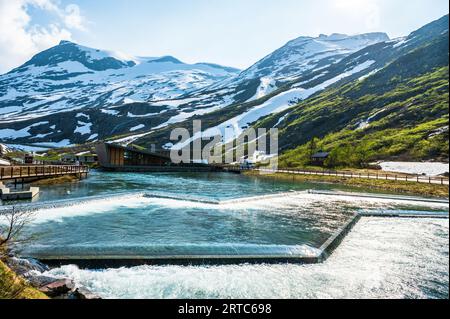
top-left (27, 275), bottom-right (60, 288)
top-left (6, 257), bottom-right (49, 276)
top-left (72, 287), bottom-right (102, 299)
top-left (38, 279), bottom-right (75, 297)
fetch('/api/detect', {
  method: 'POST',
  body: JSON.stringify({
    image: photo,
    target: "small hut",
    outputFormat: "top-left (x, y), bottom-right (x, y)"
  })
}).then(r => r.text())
top-left (311, 151), bottom-right (329, 166)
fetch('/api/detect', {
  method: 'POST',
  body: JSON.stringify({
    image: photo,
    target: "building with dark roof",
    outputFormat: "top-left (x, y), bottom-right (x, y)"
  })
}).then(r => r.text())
top-left (311, 151), bottom-right (330, 166)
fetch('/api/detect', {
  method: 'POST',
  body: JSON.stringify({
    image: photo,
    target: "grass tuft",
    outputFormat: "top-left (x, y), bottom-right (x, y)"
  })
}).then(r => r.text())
top-left (0, 259), bottom-right (48, 299)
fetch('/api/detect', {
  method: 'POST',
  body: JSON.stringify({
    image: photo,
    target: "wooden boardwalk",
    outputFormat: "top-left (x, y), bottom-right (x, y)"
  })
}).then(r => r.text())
top-left (0, 165), bottom-right (89, 182)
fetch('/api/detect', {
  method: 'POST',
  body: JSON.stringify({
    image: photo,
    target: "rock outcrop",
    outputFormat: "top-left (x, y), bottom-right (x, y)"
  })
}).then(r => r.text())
top-left (6, 256), bottom-right (101, 299)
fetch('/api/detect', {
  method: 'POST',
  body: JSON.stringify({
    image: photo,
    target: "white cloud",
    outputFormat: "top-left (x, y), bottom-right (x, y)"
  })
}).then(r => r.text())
top-left (0, 0), bottom-right (87, 74)
top-left (63, 4), bottom-right (86, 31)
top-left (332, 0), bottom-right (381, 30)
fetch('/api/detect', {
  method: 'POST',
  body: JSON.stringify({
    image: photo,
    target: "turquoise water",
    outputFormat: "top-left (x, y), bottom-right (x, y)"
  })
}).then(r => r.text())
top-left (46, 217), bottom-right (449, 299)
top-left (2, 170), bottom-right (398, 204)
top-left (1, 171), bottom-right (448, 298)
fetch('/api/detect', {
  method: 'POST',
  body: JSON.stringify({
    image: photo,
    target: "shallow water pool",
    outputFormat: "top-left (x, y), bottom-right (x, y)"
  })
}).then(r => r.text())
top-left (1, 171), bottom-right (448, 298)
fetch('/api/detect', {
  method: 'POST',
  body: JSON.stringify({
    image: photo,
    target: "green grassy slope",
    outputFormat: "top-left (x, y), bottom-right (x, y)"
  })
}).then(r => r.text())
top-left (255, 33), bottom-right (449, 168)
top-left (0, 260), bottom-right (48, 299)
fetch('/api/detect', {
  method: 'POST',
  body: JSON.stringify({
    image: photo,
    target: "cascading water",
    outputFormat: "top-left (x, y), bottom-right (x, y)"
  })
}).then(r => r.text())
top-left (1, 171), bottom-right (448, 298)
top-left (43, 218), bottom-right (449, 299)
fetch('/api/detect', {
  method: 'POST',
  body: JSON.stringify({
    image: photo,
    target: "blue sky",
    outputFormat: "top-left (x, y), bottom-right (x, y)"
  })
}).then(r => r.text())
top-left (0, 0), bottom-right (448, 73)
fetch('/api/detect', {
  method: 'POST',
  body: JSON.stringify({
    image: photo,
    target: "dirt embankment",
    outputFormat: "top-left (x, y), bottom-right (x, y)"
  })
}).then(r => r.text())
top-left (244, 171), bottom-right (449, 198)
top-left (31, 174), bottom-right (81, 186)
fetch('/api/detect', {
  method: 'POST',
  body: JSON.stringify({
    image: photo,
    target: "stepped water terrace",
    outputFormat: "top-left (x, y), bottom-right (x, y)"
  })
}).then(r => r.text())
top-left (40, 217), bottom-right (448, 299)
top-left (11, 192), bottom-right (350, 263)
top-left (0, 172), bottom-right (447, 265)
top-left (1, 172), bottom-right (448, 298)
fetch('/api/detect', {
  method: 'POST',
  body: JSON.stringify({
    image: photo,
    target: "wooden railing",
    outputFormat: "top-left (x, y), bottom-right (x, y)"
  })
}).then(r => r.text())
top-left (223, 166), bottom-right (449, 185)
top-left (0, 165), bottom-right (89, 181)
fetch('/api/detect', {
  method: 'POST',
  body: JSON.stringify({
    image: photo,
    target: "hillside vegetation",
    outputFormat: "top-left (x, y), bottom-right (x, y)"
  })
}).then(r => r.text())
top-left (0, 260), bottom-right (48, 299)
top-left (256, 34), bottom-right (449, 168)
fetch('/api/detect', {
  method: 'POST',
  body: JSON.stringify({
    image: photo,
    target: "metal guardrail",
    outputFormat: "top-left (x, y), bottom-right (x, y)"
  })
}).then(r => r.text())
top-left (0, 165), bottom-right (89, 181)
top-left (223, 166), bottom-right (449, 185)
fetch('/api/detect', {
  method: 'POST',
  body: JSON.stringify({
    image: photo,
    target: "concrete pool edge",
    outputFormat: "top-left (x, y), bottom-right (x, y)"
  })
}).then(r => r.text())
top-left (12, 190), bottom-right (448, 268)
top-left (32, 211), bottom-right (449, 268)
top-left (308, 190), bottom-right (449, 203)
top-left (3, 189), bottom-right (447, 212)
top-left (318, 213), bottom-right (361, 262)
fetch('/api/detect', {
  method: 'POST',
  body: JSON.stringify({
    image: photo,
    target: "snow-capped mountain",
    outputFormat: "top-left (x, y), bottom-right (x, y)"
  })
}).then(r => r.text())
top-left (0, 41), bottom-right (239, 122)
top-left (0, 41), bottom-right (241, 147)
top-left (174, 32), bottom-right (390, 114)
top-left (134, 15), bottom-right (448, 151)
top-left (239, 14), bottom-right (450, 153)
top-left (240, 32), bottom-right (389, 81)
top-left (0, 31), bottom-right (398, 149)
top-left (117, 31), bottom-right (391, 145)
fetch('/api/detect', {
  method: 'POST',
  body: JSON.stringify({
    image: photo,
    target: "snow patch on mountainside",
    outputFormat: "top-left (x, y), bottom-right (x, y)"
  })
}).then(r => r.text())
top-left (112, 131), bottom-right (153, 144)
top-left (247, 77), bottom-right (277, 102)
top-left (101, 109), bottom-right (120, 116)
top-left (273, 113), bottom-right (290, 128)
top-left (74, 121), bottom-right (92, 135)
top-left (173, 60), bottom-right (375, 149)
top-left (152, 95), bottom-right (234, 130)
top-left (31, 140), bottom-right (72, 148)
top-left (356, 107), bottom-right (387, 130)
top-left (130, 124), bottom-right (145, 132)
top-left (1, 144), bottom-right (49, 152)
top-left (378, 162), bottom-right (449, 176)
top-left (152, 97), bottom-right (203, 108)
top-left (0, 121), bottom-right (49, 139)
